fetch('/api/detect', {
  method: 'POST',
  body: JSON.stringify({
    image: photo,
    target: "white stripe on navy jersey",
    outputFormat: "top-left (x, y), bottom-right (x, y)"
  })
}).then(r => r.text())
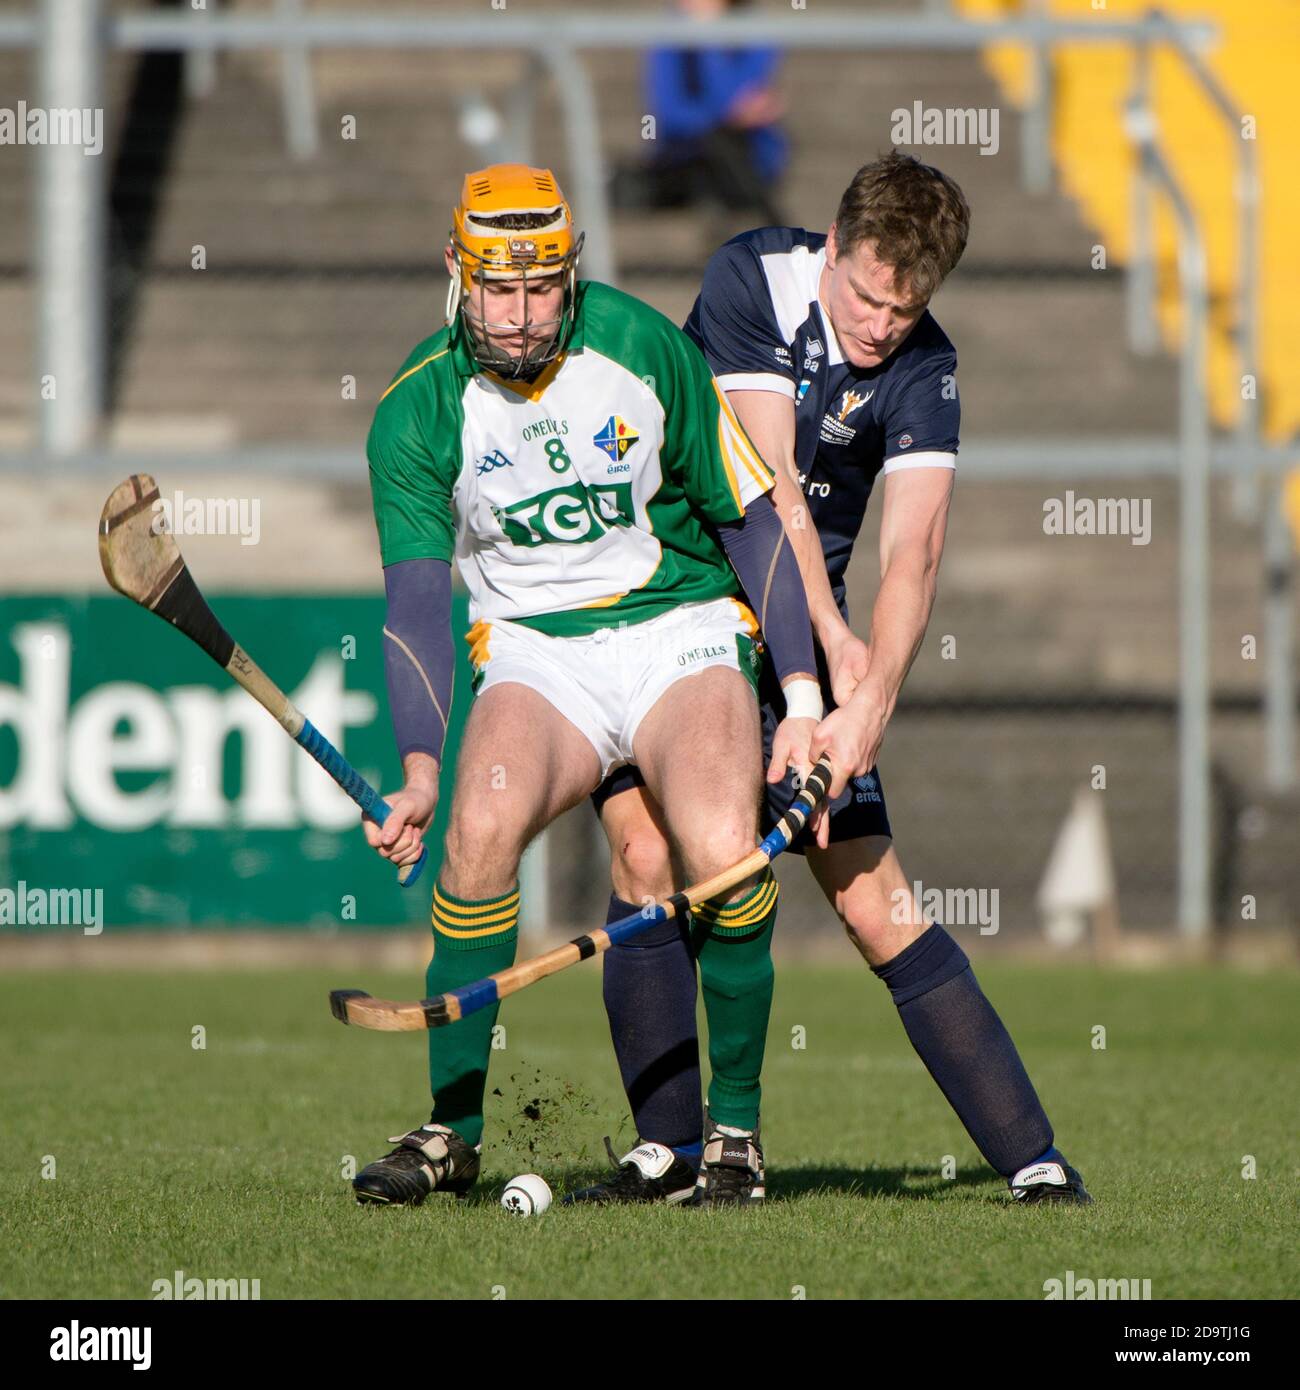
top-left (758, 241), bottom-right (826, 348)
top-left (684, 225), bottom-right (961, 615)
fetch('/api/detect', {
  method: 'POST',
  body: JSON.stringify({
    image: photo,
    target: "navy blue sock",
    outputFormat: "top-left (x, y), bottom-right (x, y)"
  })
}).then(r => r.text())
top-left (601, 894), bottom-right (703, 1152)
top-left (873, 924), bottom-right (1055, 1177)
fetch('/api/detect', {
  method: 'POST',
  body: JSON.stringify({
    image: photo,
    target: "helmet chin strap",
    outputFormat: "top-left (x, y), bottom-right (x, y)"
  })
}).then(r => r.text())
top-left (446, 237), bottom-right (582, 379)
top-left (462, 305), bottom-right (564, 379)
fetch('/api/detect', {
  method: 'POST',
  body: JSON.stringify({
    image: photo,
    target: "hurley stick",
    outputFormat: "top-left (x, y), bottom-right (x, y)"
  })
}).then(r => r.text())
top-left (330, 756), bottom-right (833, 1031)
top-left (98, 473), bottom-right (427, 887)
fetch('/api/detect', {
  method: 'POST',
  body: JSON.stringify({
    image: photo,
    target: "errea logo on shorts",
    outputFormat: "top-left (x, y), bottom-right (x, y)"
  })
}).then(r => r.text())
top-left (852, 772), bottom-right (882, 803)
top-left (677, 644), bottom-right (729, 667)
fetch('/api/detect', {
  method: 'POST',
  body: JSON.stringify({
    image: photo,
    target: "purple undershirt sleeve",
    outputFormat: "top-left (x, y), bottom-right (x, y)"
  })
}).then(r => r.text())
top-left (717, 495), bottom-right (817, 689)
top-left (382, 557), bottom-right (455, 767)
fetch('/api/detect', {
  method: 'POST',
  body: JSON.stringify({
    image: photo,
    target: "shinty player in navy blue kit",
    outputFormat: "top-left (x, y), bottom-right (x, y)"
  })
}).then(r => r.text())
top-left (568, 154), bottom-right (1090, 1208)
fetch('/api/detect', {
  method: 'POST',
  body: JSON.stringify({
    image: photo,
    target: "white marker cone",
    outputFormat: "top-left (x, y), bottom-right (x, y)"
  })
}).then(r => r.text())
top-left (1038, 787), bottom-right (1118, 951)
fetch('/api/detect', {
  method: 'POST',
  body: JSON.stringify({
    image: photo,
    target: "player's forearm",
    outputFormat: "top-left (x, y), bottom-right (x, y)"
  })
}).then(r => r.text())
top-left (854, 547), bottom-right (940, 724)
top-left (382, 557), bottom-right (454, 775)
top-left (401, 750), bottom-right (439, 791)
top-left (769, 466), bottom-right (847, 645)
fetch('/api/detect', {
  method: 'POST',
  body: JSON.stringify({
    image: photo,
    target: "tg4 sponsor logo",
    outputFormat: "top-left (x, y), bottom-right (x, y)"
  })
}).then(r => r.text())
top-left (492, 480), bottom-right (634, 547)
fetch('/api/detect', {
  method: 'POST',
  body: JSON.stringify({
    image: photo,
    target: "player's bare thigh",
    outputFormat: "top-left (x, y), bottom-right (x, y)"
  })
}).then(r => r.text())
top-left (805, 836), bottom-right (927, 967)
top-left (630, 666), bottom-right (764, 891)
top-left (598, 784), bottom-right (679, 904)
top-left (441, 681), bottom-right (602, 900)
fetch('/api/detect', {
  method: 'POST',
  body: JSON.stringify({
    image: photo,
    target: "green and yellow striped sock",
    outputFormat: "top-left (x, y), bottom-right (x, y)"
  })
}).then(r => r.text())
top-left (426, 880), bottom-right (520, 1147)
top-left (693, 869), bottom-right (779, 1131)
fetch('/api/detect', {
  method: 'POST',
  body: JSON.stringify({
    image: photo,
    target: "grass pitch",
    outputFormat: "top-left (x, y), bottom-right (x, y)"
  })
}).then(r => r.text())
top-left (1, 960), bottom-right (1296, 1300)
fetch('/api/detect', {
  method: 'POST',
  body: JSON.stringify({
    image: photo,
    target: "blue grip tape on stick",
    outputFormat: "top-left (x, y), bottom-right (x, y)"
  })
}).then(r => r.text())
top-left (296, 717), bottom-right (428, 888)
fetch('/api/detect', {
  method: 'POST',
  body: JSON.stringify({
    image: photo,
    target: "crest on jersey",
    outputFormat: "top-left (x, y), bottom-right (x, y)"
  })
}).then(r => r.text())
top-left (820, 386), bottom-right (875, 445)
top-left (594, 415), bottom-right (640, 461)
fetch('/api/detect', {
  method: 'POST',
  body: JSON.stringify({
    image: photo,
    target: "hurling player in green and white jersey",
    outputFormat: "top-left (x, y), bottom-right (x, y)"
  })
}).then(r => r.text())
top-left (351, 165), bottom-right (826, 1208)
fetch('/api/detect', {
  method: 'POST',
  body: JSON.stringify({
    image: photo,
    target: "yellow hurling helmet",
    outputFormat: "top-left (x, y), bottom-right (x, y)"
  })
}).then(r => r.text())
top-left (446, 163), bottom-right (585, 378)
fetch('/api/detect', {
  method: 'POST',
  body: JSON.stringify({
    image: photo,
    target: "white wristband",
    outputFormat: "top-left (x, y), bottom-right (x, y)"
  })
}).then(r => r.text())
top-left (782, 678), bottom-right (823, 721)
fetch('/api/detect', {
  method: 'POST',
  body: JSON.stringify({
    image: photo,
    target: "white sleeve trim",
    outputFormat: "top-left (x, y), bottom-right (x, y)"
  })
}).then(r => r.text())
top-left (881, 450), bottom-right (958, 475)
top-left (715, 371), bottom-right (797, 398)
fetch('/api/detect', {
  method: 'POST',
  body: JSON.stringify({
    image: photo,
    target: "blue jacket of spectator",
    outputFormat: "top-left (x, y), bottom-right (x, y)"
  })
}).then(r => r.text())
top-left (645, 45), bottom-right (787, 184)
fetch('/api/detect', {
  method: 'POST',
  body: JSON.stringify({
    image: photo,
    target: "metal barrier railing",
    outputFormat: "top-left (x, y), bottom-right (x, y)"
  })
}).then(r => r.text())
top-left (14, 2), bottom-right (1227, 456)
top-left (1123, 9), bottom-right (1290, 806)
top-left (3, 438), bottom-right (1288, 482)
top-left (1122, 99), bottom-right (1213, 934)
top-left (1126, 8), bottom-right (1260, 512)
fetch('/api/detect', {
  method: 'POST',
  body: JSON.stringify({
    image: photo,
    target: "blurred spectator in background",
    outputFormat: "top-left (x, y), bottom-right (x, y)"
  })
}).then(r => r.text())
top-left (612, 0), bottom-right (787, 223)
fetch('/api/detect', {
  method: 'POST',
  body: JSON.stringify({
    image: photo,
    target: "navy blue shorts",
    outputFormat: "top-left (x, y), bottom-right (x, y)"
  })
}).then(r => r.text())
top-left (590, 650), bottom-right (892, 854)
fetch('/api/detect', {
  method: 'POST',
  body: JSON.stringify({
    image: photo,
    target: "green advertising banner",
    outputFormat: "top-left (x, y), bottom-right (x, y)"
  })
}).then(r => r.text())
top-left (0, 594), bottom-right (471, 930)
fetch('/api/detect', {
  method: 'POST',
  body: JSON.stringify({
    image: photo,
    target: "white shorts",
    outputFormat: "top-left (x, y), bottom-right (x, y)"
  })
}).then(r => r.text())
top-left (465, 597), bottom-right (763, 778)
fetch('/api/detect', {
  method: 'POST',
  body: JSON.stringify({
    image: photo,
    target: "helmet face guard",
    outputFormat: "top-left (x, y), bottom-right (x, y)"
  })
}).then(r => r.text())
top-left (445, 165), bottom-right (584, 380)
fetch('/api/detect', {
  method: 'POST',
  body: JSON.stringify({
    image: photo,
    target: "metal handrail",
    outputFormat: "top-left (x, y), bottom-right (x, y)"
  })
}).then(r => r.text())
top-left (98, 12), bottom-right (1218, 50)
top-left (1124, 9), bottom-right (1288, 797)
top-left (7, 438), bottom-right (1287, 481)
top-left (1124, 105), bottom-right (1212, 936)
top-left (276, 0), bottom-right (320, 161)
top-left (1127, 9), bottom-right (1259, 509)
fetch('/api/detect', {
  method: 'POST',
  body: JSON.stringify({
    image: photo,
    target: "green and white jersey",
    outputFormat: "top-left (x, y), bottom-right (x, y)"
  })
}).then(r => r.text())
top-left (367, 281), bottom-right (774, 637)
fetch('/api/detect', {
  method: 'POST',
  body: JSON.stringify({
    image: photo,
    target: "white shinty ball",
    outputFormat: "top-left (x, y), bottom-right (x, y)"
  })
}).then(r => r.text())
top-left (501, 1173), bottom-right (552, 1216)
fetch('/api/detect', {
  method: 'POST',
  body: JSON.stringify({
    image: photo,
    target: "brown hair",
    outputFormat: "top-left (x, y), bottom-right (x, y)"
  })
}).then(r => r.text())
top-left (833, 152), bottom-right (970, 302)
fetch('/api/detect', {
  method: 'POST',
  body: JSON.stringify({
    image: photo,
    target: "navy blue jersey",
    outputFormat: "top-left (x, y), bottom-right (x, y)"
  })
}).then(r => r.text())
top-left (683, 226), bottom-right (960, 612)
